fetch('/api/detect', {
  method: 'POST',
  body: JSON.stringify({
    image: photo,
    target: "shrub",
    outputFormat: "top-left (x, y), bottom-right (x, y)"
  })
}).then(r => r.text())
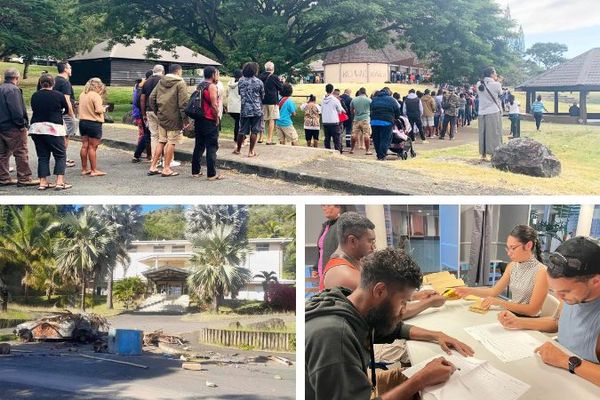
top-left (265, 282), bottom-right (295, 312)
top-left (113, 277), bottom-right (146, 309)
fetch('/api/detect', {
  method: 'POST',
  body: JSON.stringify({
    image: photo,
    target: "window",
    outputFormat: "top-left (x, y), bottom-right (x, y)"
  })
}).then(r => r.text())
top-left (153, 245), bottom-right (165, 253)
top-left (172, 245), bottom-right (185, 253)
top-left (255, 243), bottom-right (270, 252)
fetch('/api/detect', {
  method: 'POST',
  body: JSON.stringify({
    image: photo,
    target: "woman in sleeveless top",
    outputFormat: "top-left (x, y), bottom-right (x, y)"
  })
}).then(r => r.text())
top-left (455, 225), bottom-right (549, 316)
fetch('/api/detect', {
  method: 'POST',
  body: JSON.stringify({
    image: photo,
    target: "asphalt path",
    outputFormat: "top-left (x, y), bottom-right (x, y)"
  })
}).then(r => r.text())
top-left (1, 139), bottom-right (343, 196)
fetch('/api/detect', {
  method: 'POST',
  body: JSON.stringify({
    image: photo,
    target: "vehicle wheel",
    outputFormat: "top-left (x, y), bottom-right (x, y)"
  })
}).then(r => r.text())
top-left (18, 329), bottom-right (33, 342)
top-left (73, 329), bottom-right (91, 343)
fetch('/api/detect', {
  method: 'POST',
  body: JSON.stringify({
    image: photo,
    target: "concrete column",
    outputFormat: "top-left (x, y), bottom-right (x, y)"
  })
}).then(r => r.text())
top-left (580, 91), bottom-right (588, 124)
top-left (576, 204), bottom-right (595, 237)
top-left (365, 205), bottom-right (388, 250)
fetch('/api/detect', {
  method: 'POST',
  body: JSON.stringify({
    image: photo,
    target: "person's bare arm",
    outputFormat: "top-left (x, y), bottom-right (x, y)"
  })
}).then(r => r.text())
top-left (323, 265), bottom-right (360, 291)
top-left (455, 263), bottom-right (513, 298)
top-left (402, 295), bottom-right (446, 320)
top-left (407, 326), bottom-right (474, 357)
top-left (381, 358), bottom-right (455, 400)
top-left (209, 84), bottom-right (219, 125)
top-left (64, 94), bottom-right (74, 117)
top-left (536, 340), bottom-right (600, 387)
top-left (498, 311), bottom-right (559, 332)
top-left (492, 268), bottom-right (549, 316)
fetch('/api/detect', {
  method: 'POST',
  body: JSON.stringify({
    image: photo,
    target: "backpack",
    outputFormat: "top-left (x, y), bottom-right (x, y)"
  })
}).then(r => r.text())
top-left (185, 82), bottom-right (210, 120)
top-left (442, 96), bottom-right (451, 110)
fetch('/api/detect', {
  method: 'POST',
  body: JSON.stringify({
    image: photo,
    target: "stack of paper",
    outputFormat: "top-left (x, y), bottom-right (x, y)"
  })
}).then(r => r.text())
top-left (402, 352), bottom-right (530, 400)
top-left (465, 322), bottom-right (543, 363)
top-left (423, 271), bottom-right (465, 294)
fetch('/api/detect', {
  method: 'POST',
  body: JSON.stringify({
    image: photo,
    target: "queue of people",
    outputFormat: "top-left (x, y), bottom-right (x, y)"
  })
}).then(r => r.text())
top-left (307, 209), bottom-right (600, 398)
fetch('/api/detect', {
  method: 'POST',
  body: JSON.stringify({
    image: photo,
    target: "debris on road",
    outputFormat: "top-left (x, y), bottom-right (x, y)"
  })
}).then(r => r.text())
top-left (79, 353), bottom-right (149, 369)
top-left (182, 362), bottom-right (205, 371)
top-left (143, 330), bottom-right (186, 347)
top-left (206, 381), bottom-right (217, 388)
top-left (268, 355), bottom-right (294, 366)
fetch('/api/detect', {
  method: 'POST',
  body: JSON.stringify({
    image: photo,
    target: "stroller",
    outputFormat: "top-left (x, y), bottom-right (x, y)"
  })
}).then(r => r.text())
top-left (389, 115), bottom-right (416, 160)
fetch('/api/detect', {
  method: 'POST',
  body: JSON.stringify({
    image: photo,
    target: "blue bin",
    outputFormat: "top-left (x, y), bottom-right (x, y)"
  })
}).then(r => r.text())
top-left (108, 329), bottom-right (143, 355)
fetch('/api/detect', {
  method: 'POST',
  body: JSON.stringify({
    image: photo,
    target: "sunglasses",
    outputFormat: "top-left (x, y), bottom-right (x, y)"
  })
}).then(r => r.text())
top-left (548, 252), bottom-right (585, 277)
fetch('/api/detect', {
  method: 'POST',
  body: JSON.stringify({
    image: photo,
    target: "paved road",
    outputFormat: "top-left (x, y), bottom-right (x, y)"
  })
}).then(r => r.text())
top-left (1, 139), bottom-right (343, 196)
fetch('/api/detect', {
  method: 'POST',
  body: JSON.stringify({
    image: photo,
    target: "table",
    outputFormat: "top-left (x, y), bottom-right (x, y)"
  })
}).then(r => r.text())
top-left (405, 298), bottom-right (600, 399)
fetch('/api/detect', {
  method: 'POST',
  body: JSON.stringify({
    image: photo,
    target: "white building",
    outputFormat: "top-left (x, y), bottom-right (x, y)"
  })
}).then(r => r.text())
top-left (112, 238), bottom-right (293, 301)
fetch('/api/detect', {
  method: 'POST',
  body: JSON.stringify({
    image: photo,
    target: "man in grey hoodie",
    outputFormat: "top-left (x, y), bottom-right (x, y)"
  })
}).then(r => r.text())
top-left (306, 248), bottom-right (469, 399)
top-left (321, 83), bottom-right (345, 153)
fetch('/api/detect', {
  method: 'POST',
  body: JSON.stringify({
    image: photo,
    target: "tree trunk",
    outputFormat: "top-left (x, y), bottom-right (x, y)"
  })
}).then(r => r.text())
top-left (23, 60), bottom-right (31, 80)
top-left (211, 296), bottom-right (219, 313)
top-left (81, 279), bottom-right (86, 311)
top-left (106, 268), bottom-right (114, 310)
top-left (0, 288), bottom-right (8, 313)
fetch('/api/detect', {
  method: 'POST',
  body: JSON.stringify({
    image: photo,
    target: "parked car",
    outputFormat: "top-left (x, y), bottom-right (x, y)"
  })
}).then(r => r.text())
top-left (14, 311), bottom-right (109, 343)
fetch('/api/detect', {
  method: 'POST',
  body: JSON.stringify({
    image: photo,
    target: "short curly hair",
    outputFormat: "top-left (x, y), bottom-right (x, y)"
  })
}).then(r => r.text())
top-left (360, 248), bottom-right (422, 290)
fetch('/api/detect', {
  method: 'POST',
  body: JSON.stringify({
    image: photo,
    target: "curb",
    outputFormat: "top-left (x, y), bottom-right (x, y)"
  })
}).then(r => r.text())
top-left (99, 137), bottom-right (407, 195)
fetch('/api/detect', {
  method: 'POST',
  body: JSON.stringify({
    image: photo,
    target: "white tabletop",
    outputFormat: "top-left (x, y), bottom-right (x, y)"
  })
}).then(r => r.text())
top-left (405, 298), bottom-right (600, 399)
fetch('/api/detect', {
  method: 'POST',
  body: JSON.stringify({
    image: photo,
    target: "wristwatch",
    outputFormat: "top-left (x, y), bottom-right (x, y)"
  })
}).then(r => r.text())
top-left (568, 356), bottom-right (582, 374)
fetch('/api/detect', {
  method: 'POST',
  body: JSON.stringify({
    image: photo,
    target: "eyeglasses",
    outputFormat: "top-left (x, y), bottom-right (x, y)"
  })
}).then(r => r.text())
top-left (505, 244), bottom-right (522, 253)
top-left (548, 252), bottom-right (585, 277)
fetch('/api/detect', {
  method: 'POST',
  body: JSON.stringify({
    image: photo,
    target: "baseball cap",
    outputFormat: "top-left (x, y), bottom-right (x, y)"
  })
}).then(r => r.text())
top-left (548, 236), bottom-right (600, 277)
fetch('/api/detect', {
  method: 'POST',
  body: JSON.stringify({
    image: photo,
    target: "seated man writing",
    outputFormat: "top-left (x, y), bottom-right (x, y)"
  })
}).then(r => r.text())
top-left (499, 236), bottom-right (600, 387)
top-left (306, 248), bottom-right (460, 399)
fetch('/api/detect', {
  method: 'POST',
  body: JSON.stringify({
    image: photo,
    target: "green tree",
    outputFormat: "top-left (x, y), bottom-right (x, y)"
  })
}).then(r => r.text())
top-left (526, 42), bottom-right (568, 70)
top-left (185, 205), bottom-right (249, 242)
top-left (81, 0), bottom-right (515, 81)
top-left (254, 270), bottom-right (278, 302)
top-left (0, 0), bottom-right (103, 78)
top-left (187, 225), bottom-right (251, 312)
top-left (142, 206), bottom-right (186, 240)
top-left (0, 206), bottom-right (60, 300)
top-left (55, 210), bottom-right (114, 311)
top-left (113, 277), bottom-right (146, 309)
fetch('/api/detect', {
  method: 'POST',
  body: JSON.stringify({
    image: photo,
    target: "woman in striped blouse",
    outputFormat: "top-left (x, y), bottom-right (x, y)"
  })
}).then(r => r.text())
top-left (455, 225), bottom-right (549, 316)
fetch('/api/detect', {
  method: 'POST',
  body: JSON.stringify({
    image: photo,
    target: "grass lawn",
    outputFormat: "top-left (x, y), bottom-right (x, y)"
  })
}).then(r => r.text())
top-left (391, 119), bottom-right (600, 195)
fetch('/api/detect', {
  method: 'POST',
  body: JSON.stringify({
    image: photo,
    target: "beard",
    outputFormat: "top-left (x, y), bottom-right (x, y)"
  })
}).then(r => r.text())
top-left (365, 299), bottom-right (399, 337)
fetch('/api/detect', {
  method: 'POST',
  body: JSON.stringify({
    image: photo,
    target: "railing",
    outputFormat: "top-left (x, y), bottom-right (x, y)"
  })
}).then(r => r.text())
top-left (199, 328), bottom-right (294, 351)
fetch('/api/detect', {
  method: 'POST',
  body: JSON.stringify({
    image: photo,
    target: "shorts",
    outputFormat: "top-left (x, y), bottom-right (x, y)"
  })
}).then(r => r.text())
top-left (78, 120), bottom-right (102, 139)
top-left (305, 128), bottom-right (319, 141)
top-left (351, 120), bottom-right (371, 141)
top-left (421, 116), bottom-right (434, 127)
top-left (262, 104), bottom-right (280, 120)
top-left (146, 111), bottom-right (159, 141)
top-left (239, 116), bottom-right (262, 135)
top-left (63, 115), bottom-right (78, 136)
top-left (157, 125), bottom-right (182, 145)
top-left (276, 125), bottom-right (299, 143)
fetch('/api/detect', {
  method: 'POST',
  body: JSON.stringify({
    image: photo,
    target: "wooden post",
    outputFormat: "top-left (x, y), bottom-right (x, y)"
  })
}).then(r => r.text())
top-left (580, 90), bottom-right (588, 124)
top-left (526, 90), bottom-right (532, 113)
top-left (554, 91), bottom-right (559, 114)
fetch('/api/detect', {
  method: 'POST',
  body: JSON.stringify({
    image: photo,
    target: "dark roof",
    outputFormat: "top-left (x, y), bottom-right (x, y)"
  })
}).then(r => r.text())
top-left (517, 48), bottom-right (600, 91)
top-left (142, 266), bottom-right (189, 281)
top-left (323, 40), bottom-right (419, 66)
top-left (69, 38), bottom-right (221, 66)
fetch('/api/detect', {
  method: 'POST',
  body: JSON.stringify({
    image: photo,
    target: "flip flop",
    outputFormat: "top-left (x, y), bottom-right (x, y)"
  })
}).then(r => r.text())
top-left (55, 183), bottom-right (72, 191)
top-left (161, 171), bottom-right (179, 177)
top-left (81, 170), bottom-right (91, 175)
top-left (37, 183), bottom-right (57, 191)
top-left (191, 172), bottom-right (204, 178)
top-left (207, 175), bottom-right (224, 181)
top-left (248, 152), bottom-right (259, 158)
top-left (147, 170), bottom-right (161, 176)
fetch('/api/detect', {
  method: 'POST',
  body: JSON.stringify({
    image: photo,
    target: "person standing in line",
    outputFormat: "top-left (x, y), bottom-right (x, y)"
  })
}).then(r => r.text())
top-left (434, 89), bottom-right (444, 137)
top-left (420, 89), bottom-right (436, 139)
top-left (227, 69), bottom-right (242, 143)
top-left (321, 84), bottom-right (344, 152)
top-left (300, 95), bottom-right (321, 147)
top-left (275, 83), bottom-right (299, 146)
top-left (148, 64), bottom-right (189, 177)
top-left (458, 93), bottom-right (467, 127)
top-left (78, 78), bottom-right (107, 177)
top-left (476, 67), bottom-right (503, 161)
top-left (371, 88), bottom-right (401, 160)
top-left (235, 62), bottom-right (264, 157)
top-left (29, 73), bottom-right (71, 190)
top-left (191, 66), bottom-right (222, 180)
top-left (141, 65), bottom-right (165, 173)
top-left (0, 68), bottom-right (38, 187)
top-left (350, 87), bottom-right (372, 155)
top-left (508, 94), bottom-right (521, 138)
top-left (258, 61), bottom-right (283, 145)
top-left (340, 89), bottom-right (354, 148)
top-left (131, 76), bottom-right (150, 163)
top-left (531, 95), bottom-right (548, 132)
top-left (53, 61), bottom-right (77, 168)
top-left (439, 89), bottom-right (459, 140)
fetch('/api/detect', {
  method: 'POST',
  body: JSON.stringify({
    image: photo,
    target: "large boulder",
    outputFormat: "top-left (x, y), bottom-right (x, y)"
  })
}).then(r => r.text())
top-left (491, 138), bottom-right (561, 178)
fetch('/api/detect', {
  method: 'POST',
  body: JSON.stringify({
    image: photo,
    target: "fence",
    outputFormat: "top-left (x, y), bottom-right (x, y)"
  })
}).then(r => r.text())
top-left (198, 328), bottom-right (294, 351)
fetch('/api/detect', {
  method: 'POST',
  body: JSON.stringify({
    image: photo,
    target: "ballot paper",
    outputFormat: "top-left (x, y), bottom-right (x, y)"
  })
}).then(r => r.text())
top-left (464, 322), bottom-right (543, 363)
top-left (402, 352), bottom-right (530, 400)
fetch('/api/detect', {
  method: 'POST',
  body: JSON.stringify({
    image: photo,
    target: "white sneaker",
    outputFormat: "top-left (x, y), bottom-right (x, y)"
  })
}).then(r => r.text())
top-left (170, 160), bottom-right (181, 167)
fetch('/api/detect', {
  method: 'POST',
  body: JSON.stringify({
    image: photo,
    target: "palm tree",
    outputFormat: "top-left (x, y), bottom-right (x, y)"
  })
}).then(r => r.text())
top-left (187, 224), bottom-right (251, 312)
top-left (0, 206), bottom-right (60, 299)
top-left (93, 206), bottom-right (142, 309)
top-left (185, 205), bottom-right (249, 242)
top-left (254, 270), bottom-right (278, 302)
top-left (55, 210), bottom-right (113, 311)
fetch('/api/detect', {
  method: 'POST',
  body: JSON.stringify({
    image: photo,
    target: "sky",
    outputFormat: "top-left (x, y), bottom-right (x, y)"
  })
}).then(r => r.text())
top-left (497, 0), bottom-right (600, 57)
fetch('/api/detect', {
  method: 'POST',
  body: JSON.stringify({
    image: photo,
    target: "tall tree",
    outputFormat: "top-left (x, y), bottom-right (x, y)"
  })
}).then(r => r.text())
top-left (185, 205), bottom-right (249, 243)
top-left (526, 42), bottom-right (568, 70)
top-left (187, 225), bottom-right (251, 312)
top-left (142, 206), bottom-right (187, 240)
top-left (55, 210), bottom-right (114, 311)
top-left (80, 0), bottom-right (515, 81)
